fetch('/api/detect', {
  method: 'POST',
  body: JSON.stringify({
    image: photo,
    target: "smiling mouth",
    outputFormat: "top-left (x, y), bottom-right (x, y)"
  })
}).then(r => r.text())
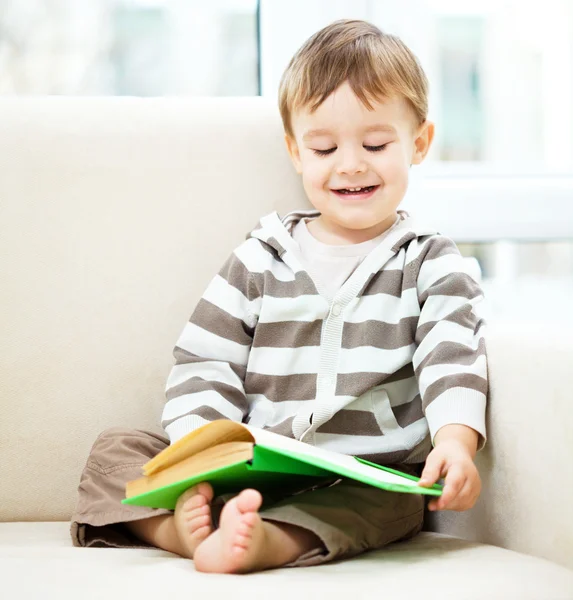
top-left (332, 185), bottom-right (379, 195)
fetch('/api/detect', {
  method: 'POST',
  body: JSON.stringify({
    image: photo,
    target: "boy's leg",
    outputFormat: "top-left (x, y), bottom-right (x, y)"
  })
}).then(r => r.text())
top-left (258, 475), bottom-right (425, 567)
top-left (192, 488), bottom-right (323, 573)
top-left (193, 467), bottom-right (424, 573)
top-left (71, 426), bottom-right (220, 557)
top-left (124, 481), bottom-right (215, 557)
top-left (72, 430), bottom-right (423, 568)
top-left (71, 427), bottom-right (178, 550)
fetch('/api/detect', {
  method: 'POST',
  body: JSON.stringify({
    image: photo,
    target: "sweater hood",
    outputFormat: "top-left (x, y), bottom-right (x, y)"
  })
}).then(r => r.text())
top-left (247, 209), bottom-right (439, 260)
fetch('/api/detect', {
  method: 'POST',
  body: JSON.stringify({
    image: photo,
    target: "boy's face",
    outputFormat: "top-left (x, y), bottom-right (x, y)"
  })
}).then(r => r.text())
top-left (285, 81), bottom-right (434, 243)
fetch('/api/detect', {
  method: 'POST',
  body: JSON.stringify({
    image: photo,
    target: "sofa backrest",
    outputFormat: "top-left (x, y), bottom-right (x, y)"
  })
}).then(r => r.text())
top-left (0, 97), bottom-right (307, 521)
top-left (3, 99), bottom-right (573, 576)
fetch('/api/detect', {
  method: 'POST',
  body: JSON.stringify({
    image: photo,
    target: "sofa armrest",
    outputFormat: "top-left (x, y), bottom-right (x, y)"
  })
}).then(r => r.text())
top-left (424, 321), bottom-right (573, 571)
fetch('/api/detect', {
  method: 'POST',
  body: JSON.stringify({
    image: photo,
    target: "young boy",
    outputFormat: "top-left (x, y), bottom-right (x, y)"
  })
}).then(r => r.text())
top-left (71, 19), bottom-right (487, 574)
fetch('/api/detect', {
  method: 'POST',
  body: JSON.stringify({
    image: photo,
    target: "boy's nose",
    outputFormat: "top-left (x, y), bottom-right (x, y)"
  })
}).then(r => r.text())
top-left (336, 149), bottom-right (367, 175)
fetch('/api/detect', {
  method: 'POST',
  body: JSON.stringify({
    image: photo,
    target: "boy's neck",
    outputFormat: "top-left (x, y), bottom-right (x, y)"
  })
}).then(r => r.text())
top-left (306, 212), bottom-right (399, 246)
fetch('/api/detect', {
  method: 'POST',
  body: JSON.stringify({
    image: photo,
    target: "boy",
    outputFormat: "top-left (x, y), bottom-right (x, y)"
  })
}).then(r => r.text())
top-left (71, 19), bottom-right (487, 574)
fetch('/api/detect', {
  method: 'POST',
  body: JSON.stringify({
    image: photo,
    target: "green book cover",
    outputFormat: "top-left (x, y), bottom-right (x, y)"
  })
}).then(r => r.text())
top-left (122, 422), bottom-right (442, 510)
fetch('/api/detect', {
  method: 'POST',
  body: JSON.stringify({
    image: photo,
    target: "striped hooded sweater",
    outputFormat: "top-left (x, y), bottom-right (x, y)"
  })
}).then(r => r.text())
top-left (162, 209), bottom-right (488, 465)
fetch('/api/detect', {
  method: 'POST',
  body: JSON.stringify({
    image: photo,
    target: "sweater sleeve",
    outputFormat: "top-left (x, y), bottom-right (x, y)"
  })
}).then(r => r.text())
top-left (161, 249), bottom-right (261, 444)
top-left (411, 236), bottom-right (488, 451)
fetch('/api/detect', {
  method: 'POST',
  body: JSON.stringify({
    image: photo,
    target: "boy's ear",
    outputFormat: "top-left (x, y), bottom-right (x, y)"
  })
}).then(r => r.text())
top-left (285, 134), bottom-right (303, 174)
top-left (411, 120), bottom-right (435, 165)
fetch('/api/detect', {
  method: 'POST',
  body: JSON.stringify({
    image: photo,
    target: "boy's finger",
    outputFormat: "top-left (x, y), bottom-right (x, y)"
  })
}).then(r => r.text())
top-left (428, 498), bottom-right (440, 510)
top-left (432, 467), bottom-right (466, 510)
top-left (451, 478), bottom-right (478, 511)
top-left (418, 454), bottom-right (444, 487)
top-left (433, 478), bottom-right (471, 512)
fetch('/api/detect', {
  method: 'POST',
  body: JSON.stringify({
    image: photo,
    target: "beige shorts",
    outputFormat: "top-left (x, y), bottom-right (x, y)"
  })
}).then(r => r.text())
top-left (70, 427), bottom-right (425, 567)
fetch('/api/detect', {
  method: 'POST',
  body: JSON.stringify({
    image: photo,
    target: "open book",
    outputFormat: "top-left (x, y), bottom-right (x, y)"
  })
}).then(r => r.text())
top-left (122, 420), bottom-right (442, 509)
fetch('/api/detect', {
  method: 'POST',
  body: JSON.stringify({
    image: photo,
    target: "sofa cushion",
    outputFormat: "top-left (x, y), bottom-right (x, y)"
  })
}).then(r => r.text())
top-left (1, 523), bottom-right (571, 599)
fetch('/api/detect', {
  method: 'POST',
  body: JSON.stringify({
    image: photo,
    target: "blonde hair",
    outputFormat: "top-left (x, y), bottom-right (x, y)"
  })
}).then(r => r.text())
top-left (278, 19), bottom-right (428, 139)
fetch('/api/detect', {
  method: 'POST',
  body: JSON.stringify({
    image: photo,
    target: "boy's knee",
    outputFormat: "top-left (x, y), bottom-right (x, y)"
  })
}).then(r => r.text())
top-left (91, 426), bottom-right (169, 459)
top-left (95, 426), bottom-right (139, 443)
top-left (91, 427), bottom-right (158, 455)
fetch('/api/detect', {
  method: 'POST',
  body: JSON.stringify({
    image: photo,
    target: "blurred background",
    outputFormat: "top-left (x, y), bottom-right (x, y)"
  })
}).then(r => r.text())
top-left (1, 0), bottom-right (572, 322)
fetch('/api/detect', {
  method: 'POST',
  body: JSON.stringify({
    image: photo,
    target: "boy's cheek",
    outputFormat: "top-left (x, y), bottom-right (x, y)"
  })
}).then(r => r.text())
top-left (379, 150), bottom-right (409, 174)
top-left (304, 171), bottom-right (330, 192)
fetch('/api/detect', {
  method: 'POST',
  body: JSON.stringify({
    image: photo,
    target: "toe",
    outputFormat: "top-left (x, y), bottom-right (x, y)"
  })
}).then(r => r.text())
top-left (184, 495), bottom-right (208, 512)
top-left (186, 504), bottom-right (210, 518)
top-left (237, 522), bottom-right (252, 537)
top-left (176, 485), bottom-right (201, 511)
top-left (197, 482), bottom-right (214, 503)
top-left (188, 513), bottom-right (211, 528)
top-left (236, 489), bottom-right (262, 514)
top-left (241, 511), bottom-right (258, 528)
top-left (233, 538), bottom-right (249, 551)
top-left (176, 482), bottom-right (214, 513)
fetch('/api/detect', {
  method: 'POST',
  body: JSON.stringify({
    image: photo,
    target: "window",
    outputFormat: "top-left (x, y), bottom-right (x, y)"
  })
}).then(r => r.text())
top-left (0, 0), bottom-right (259, 96)
top-left (2, 0), bottom-right (572, 306)
top-left (259, 0), bottom-right (573, 303)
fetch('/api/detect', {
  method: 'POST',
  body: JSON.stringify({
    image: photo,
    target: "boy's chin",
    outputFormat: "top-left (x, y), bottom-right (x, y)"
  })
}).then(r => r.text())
top-left (331, 211), bottom-right (392, 231)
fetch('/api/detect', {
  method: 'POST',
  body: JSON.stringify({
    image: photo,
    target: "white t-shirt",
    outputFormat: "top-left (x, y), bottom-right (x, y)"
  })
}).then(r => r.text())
top-left (291, 215), bottom-right (400, 302)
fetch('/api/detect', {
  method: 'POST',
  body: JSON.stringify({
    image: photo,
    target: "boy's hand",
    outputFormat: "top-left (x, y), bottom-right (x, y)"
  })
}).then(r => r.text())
top-left (417, 424), bottom-right (482, 512)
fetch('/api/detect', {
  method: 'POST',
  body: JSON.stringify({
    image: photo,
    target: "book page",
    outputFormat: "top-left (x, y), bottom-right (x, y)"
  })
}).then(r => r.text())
top-left (245, 425), bottom-right (420, 488)
top-left (127, 442), bottom-right (254, 497)
top-left (144, 421), bottom-right (254, 476)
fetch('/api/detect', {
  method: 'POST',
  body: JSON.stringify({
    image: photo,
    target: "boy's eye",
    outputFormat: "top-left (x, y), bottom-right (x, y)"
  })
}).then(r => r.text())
top-left (312, 144), bottom-right (387, 157)
top-left (312, 148), bottom-right (336, 156)
top-left (365, 144), bottom-right (388, 153)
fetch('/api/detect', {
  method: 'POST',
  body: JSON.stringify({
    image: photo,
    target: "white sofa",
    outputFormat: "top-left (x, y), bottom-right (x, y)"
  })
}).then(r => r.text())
top-left (1, 97), bottom-right (572, 600)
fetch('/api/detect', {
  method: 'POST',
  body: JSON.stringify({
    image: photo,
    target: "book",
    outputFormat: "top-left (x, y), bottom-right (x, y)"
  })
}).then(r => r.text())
top-left (122, 420), bottom-right (442, 510)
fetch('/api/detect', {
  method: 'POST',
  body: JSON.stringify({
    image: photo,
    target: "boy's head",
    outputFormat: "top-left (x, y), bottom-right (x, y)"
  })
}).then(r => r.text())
top-left (279, 19), bottom-right (434, 243)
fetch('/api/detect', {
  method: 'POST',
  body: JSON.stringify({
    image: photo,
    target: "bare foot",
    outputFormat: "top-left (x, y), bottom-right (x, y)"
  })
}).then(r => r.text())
top-left (193, 488), bottom-right (320, 573)
top-left (173, 482), bottom-right (214, 558)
